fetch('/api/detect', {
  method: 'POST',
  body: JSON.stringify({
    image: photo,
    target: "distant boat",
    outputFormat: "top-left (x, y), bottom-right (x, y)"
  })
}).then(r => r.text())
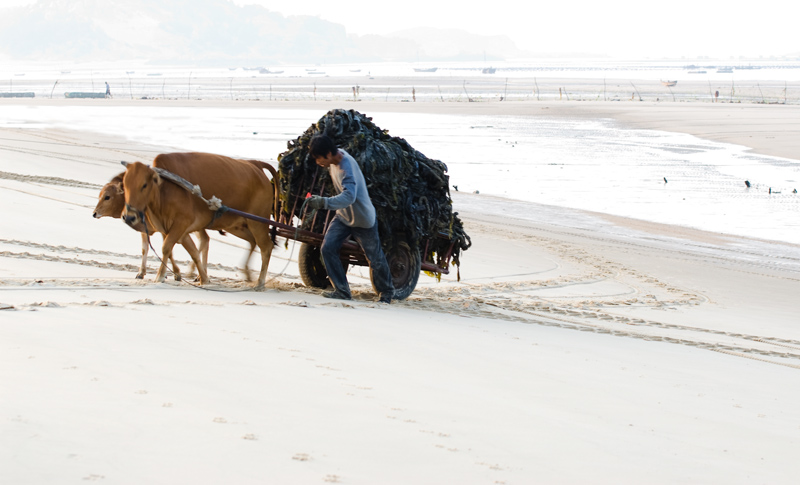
top-left (717, 68), bottom-right (734, 73)
top-left (126, 71), bottom-right (135, 75)
top-left (61, 70), bottom-right (71, 74)
top-left (688, 70), bottom-right (707, 74)
top-left (65, 92), bottom-right (105, 98)
top-left (0, 92), bottom-right (35, 98)
top-left (482, 67), bottom-right (496, 74)
top-left (350, 69), bottom-right (361, 73)
top-left (661, 80), bottom-right (678, 87)
top-left (259, 68), bottom-right (283, 74)
top-left (147, 73), bottom-right (162, 76)
top-left (307, 71), bottom-right (326, 75)
top-left (414, 67), bottom-right (437, 73)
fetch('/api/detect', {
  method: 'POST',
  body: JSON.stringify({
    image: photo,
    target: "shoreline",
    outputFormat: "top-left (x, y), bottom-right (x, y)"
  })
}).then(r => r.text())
top-left (4, 97), bottom-right (799, 161)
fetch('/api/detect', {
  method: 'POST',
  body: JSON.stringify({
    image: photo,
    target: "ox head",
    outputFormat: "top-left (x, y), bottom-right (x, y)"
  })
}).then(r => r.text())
top-left (121, 161), bottom-right (161, 228)
top-left (93, 174), bottom-right (126, 219)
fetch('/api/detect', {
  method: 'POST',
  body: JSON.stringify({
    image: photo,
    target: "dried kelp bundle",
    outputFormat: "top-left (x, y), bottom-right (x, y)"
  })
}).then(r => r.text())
top-left (278, 109), bottom-right (471, 269)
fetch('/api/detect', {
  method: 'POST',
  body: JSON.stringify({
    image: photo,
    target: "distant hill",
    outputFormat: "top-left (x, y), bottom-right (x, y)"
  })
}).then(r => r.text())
top-left (0, 0), bottom-right (528, 64)
top-left (387, 28), bottom-right (527, 61)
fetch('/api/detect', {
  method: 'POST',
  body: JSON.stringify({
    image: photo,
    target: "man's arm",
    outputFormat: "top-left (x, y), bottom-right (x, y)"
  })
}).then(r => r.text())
top-left (324, 162), bottom-right (358, 210)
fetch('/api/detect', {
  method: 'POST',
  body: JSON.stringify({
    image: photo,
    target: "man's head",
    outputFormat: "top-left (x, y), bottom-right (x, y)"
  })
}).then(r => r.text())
top-left (309, 134), bottom-right (340, 167)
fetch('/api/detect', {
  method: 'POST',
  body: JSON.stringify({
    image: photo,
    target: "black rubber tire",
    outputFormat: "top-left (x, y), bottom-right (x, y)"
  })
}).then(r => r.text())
top-left (376, 241), bottom-right (421, 300)
top-left (298, 243), bottom-right (331, 289)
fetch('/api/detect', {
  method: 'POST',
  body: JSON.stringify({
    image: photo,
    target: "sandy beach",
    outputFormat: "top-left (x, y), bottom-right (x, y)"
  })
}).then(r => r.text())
top-left (2, 97), bottom-right (799, 484)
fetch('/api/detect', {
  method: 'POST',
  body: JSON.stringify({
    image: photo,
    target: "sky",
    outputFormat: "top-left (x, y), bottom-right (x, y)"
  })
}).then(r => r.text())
top-left (3, 0), bottom-right (797, 58)
top-left (230, 0), bottom-right (798, 58)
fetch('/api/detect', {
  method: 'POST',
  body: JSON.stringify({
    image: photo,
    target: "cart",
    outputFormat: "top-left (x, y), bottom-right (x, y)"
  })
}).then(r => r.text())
top-left (202, 166), bottom-right (459, 300)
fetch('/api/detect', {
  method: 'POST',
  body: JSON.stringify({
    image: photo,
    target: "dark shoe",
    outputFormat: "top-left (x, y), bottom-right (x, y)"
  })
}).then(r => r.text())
top-left (322, 290), bottom-right (351, 300)
top-left (378, 292), bottom-right (392, 304)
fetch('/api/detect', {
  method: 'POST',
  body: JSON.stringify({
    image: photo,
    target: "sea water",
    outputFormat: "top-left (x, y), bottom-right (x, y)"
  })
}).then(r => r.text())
top-left (3, 105), bottom-right (799, 245)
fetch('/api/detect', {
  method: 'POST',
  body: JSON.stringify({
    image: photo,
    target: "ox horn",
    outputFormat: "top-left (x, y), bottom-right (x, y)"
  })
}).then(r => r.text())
top-left (121, 161), bottom-right (129, 167)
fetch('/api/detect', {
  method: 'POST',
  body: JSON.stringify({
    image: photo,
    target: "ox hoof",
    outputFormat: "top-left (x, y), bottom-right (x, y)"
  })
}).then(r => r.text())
top-left (135, 274), bottom-right (144, 279)
top-left (174, 275), bottom-right (182, 282)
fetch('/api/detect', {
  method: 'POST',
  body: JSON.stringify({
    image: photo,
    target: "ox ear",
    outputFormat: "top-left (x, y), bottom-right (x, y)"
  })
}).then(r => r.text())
top-left (114, 183), bottom-right (124, 195)
top-left (153, 172), bottom-right (162, 185)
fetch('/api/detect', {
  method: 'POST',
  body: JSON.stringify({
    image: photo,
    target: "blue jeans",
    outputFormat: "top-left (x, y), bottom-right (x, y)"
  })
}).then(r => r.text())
top-left (321, 216), bottom-right (395, 299)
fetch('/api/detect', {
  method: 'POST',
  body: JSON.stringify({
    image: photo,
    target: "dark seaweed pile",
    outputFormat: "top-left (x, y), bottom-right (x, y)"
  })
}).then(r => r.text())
top-left (277, 109), bottom-right (471, 271)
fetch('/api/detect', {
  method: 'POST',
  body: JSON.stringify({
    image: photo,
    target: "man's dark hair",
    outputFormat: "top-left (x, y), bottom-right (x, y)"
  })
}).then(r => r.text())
top-left (308, 134), bottom-right (336, 159)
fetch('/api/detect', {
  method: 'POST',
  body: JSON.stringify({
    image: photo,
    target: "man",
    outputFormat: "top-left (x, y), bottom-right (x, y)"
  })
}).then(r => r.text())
top-left (306, 134), bottom-right (395, 304)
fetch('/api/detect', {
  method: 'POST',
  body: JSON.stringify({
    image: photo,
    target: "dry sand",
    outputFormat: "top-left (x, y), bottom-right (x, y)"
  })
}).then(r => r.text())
top-left (1, 99), bottom-right (799, 484)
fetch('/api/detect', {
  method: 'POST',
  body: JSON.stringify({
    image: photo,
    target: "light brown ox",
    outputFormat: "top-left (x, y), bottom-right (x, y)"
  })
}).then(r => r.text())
top-left (93, 172), bottom-right (208, 280)
top-left (121, 153), bottom-right (278, 287)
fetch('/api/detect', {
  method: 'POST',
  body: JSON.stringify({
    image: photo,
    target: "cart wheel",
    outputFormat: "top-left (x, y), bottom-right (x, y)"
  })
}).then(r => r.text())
top-left (376, 241), bottom-right (421, 300)
top-left (298, 243), bottom-right (330, 289)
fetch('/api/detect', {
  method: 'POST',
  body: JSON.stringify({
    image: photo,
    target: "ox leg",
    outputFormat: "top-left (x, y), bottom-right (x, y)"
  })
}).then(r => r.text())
top-left (241, 243), bottom-right (256, 282)
top-left (156, 231), bottom-right (194, 283)
top-left (250, 226), bottom-right (274, 289)
top-left (199, 231), bottom-right (210, 280)
top-left (186, 231), bottom-right (209, 280)
top-left (140, 232), bottom-right (180, 280)
top-left (181, 234), bottom-right (209, 285)
top-left (137, 233), bottom-right (148, 279)
top-left (170, 254), bottom-right (182, 282)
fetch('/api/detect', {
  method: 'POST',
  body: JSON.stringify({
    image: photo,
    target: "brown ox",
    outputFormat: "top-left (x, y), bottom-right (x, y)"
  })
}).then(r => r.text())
top-left (122, 153), bottom-right (277, 287)
top-left (93, 172), bottom-right (209, 280)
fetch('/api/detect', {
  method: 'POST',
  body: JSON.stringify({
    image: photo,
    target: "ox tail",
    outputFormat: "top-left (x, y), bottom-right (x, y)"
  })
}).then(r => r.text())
top-left (247, 160), bottom-right (280, 245)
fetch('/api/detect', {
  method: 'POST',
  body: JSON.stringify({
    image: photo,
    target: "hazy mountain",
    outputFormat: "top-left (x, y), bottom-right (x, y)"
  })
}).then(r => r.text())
top-left (0, 0), bottom-right (527, 64)
top-left (387, 28), bottom-right (527, 61)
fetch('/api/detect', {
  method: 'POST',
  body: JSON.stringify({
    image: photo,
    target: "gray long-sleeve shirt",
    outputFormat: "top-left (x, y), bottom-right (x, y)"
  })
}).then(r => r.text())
top-left (323, 149), bottom-right (376, 228)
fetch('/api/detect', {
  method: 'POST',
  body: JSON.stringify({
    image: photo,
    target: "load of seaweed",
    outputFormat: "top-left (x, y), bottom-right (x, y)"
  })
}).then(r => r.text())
top-left (277, 109), bottom-right (471, 273)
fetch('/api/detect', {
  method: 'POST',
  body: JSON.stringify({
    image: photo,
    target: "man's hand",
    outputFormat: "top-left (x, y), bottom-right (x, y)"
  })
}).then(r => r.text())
top-left (306, 195), bottom-right (326, 210)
